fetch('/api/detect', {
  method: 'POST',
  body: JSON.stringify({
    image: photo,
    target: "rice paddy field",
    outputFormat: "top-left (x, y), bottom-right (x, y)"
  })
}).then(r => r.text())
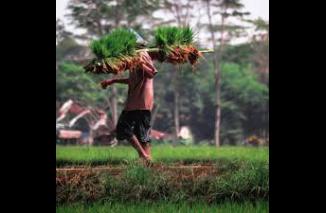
top-left (56, 144), bottom-right (269, 212)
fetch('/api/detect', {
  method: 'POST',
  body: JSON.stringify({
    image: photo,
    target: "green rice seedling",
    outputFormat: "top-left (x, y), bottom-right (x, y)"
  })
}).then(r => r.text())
top-left (180, 27), bottom-right (194, 45)
top-left (90, 28), bottom-right (137, 59)
top-left (101, 28), bottom-right (137, 57)
top-left (86, 28), bottom-right (139, 74)
top-left (153, 26), bottom-right (194, 48)
top-left (90, 40), bottom-right (109, 59)
top-left (85, 26), bottom-right (207, 74)
top-left (151, 26), bottom-right (201, 65)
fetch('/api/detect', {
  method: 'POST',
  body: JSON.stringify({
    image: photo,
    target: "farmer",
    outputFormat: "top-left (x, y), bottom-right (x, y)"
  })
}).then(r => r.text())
top-left (100, 30), bottom-right (157, 162)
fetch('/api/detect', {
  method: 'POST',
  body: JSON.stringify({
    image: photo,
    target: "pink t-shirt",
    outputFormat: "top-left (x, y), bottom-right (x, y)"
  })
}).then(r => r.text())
top-left (124, 51), bottom-right (157, 111)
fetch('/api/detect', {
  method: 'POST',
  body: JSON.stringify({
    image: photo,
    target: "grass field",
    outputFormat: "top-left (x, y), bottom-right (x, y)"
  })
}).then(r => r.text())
top-left (56, 145), bottom-right (268, 166)
top-left (57, 201), bottom-right (268, 213)
top-left (56, 145), bottom-right (269, 212)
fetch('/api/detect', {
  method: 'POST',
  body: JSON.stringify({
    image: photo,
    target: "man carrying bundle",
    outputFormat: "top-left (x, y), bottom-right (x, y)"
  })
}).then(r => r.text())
top-left (100, 30), bottom-right (157, 163)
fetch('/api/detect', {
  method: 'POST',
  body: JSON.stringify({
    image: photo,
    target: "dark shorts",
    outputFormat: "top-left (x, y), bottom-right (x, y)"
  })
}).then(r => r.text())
top-left (116, 110), bottom-right (152, 143)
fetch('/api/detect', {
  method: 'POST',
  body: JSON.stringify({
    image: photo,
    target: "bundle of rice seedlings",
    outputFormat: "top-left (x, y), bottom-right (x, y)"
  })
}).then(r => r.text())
top-left (149, 26), bottom-right (203, 65)
top-left (84, 28), bottom-right (141, 74)
top-left (84, 27), bottom-right (210, 75)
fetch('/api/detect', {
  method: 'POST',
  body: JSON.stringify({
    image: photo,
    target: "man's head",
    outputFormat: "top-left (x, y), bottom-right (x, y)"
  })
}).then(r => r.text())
top-left (128, 28), bottom-right (148, 48)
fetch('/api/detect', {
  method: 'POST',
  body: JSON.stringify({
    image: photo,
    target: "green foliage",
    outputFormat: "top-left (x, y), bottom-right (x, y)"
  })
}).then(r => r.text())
top-left (56, 19), bottom-right (72, 44)
top-left (56, 37), bottom-right (79, 62)
top-left (246, 18), bottom-right (269, 31)
top-left (56, 62), bottom-right (107, 105)
top-left (219, 63), bottom-right (268, 143)
top-left (220, 0), bottom-right (244, 9)
top-left (221, 63), bottom-right (268, 105)
top-left (67, 0), bottom-right (159, 37)
top-left (153, 57), bottom-right (268, 143)
top-left (124, 0), bottom-right (160, 23)
top-left (222, 43), bottom-right (254, 65)
top-left (90, 28), bottom-right (137, 59)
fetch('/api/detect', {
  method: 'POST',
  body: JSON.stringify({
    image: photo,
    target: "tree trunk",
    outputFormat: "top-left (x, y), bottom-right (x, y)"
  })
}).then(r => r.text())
top-left (109, 23), bottom-right (120, 127)
top-left (213, 9), bottom-right (226, 147)
top-left (265, 101), bottom-right (269, 142)
top-left (150, 103), bottom-right (160, 127)
top-left (165, 1), bottom-right (191, 146)
top-left (96, 19), bottom-right (119, 127)
top-left (206, 1), bottom-right (224, 147)
top-left (214, 66), bottom-right (221, 147)
top-left (206, 0), bottom-right (219, 147)
top-left (110, 86), bottom-right (118, 126)
top-left (173, 70), bottom-right (180, 146)
top-left (207, 1), bottom-right (225, 147)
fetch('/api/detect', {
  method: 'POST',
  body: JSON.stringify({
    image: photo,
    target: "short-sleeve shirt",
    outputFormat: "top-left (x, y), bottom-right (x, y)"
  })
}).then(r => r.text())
top-left (124, 51), bottom-right (157, 111)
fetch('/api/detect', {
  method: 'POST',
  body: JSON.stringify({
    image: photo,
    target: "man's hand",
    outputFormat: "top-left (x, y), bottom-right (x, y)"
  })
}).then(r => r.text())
top-left (100, 79), bottom-right (114, 89)
top-left (100, 78), bottom-right (129, 89)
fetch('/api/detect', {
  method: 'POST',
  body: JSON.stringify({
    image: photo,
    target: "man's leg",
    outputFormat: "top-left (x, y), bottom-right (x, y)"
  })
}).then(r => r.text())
top-left (140, 141), bottom-right (152, 167)
top-left (129, 135), bottom-right (150, 160)
top-left (116, 111), bottom-right (149, 160)
top-left (140, 142), bottom-right (151, 159)
top-left (130, 110), bottom-right (152, 163)
top-left (137, 111), bottom-right (152, 160)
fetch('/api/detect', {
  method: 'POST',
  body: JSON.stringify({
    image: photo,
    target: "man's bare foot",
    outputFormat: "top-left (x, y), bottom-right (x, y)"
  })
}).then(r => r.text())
top-left (141, 153), bottom-right (151, 161)
top-left (140, 142), bottom-right (151, 158)
top-left (138, 153), bottom-right (152, 167)
top-left (145, 159), bottom-right (153, 167)
top-left (141, 157), bottom-right (153, 167)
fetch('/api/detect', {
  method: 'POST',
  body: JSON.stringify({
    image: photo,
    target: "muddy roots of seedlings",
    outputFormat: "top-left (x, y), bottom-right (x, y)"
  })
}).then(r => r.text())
top-left (84, 55), bottom-right (142, 75)
top-left (148, 45), bottom-right (203, 66)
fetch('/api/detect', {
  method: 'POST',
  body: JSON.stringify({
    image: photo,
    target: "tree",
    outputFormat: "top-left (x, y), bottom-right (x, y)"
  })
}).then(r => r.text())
top-left (248, 18), bottom-right (269, 140)
top-left (56, 22), bottom-right (78, 71)
top-left (67, 0), bottom-right (159, 38)
top-left (152, 54), bottom-right (269, 144)
top-left (203, 0), bottom-right (249, 147)
top-left (248, 18), bottom-right (269, 84)
top-left (220, 63), bottom-right (268, 143)
top-left (56, 62), bottom-right (107, 106)
top-left (56, 19), bottom-right (72, 45)
top-left (157, 0), bottom-right (198, 145)
top-left (221, 43), bottom-right (254, 65)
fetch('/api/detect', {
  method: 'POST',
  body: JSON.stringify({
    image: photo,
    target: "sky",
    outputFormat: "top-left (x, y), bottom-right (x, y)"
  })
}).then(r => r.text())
top-left (56, 0), bottom-right (269, 45)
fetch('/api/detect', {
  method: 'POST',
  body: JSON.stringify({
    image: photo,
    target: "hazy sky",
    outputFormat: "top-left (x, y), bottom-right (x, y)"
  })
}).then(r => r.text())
top-left (57, 0), bottom-right (269, 34)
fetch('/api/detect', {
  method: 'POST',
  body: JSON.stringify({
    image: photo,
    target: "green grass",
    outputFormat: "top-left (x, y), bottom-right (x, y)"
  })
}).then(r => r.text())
top-left (57, 161), bottom-right (268, 204)
top-left (56, 145), bottom-right (268, 166)
top-left (57, 201), bottom-right (268, 213)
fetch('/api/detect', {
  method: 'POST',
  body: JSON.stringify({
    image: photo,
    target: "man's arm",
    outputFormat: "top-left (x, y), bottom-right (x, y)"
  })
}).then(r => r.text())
top-left (142, 64), bottom-right (158, 78)
top-left (140, 51), bottom-right (158, 78)
top-left (100, 78), bottom-right (129, 89)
